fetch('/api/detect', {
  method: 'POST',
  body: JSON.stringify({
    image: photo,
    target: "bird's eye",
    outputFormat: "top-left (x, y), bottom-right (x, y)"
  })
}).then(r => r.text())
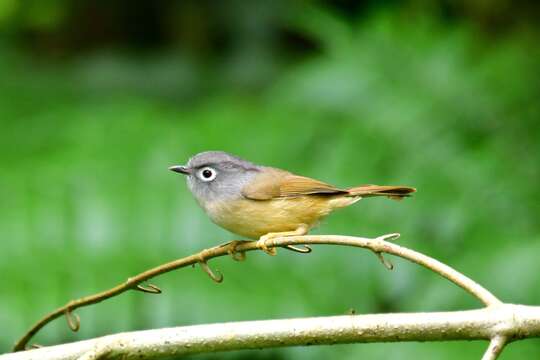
top-left (198, 167), bottom-right (217, 182)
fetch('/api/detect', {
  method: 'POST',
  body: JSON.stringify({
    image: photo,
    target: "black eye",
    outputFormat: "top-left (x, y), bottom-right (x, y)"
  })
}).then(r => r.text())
top-left (198, 167), bottom-right (217, 182)
top-left (202, 169), bottom-right (212, 178)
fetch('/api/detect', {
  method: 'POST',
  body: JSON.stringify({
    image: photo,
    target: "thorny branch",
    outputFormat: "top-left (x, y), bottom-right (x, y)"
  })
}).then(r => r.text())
top-left (9, 233), bottom-right (518, 359)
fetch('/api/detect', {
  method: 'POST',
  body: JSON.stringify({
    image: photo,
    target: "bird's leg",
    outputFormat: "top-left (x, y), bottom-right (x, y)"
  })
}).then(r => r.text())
top-left (257, 224), bottom-right (309, 256)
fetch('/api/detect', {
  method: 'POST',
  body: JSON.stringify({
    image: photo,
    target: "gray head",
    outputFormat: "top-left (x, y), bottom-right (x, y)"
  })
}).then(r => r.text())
top-left (169, 151), bottom-right (261, 207)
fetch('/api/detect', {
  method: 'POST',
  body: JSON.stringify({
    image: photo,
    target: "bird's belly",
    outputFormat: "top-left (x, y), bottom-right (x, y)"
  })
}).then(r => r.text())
top-left (205, 196), bottom-right (334, 239)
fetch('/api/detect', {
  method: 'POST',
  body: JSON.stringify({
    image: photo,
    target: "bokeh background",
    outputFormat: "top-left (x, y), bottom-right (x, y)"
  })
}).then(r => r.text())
top-left (1, 1), bottom-right (540, 358)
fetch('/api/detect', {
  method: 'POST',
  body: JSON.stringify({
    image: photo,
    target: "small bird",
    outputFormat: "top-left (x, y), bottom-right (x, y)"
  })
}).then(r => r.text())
top-left (170, 151), bottom-right (415, 253)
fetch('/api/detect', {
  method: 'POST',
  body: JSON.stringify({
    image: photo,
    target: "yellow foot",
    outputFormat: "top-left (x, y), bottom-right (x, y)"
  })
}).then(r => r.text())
top-left (257, 225), bottom-right (309, 256)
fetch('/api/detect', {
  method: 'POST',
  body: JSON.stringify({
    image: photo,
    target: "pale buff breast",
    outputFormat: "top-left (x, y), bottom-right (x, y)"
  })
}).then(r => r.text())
top-left (204, 195), bottom-right (360, 239)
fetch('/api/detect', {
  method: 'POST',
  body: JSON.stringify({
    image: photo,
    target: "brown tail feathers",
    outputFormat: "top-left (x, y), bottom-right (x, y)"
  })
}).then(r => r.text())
top-left (347, 185), bottom-right (416, 201)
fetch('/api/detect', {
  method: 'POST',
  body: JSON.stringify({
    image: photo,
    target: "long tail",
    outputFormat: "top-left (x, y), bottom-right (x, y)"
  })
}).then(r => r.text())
top-left (346, 185), bottom-right (416, 201)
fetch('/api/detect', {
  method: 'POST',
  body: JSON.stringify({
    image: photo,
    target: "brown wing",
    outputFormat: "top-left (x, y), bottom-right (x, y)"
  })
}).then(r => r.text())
top-left (242, 168), bottom-right (346, 200)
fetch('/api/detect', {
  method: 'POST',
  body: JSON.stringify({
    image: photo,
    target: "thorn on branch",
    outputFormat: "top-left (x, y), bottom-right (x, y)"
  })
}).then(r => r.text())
top-left (65, 308), bottom-right (80, 332)
top-left (230, 251), bottom-right (246, 262)
top-left (284, 244), bottom-right (312, 254)
top-left (374, 252), bottom-right (394, 270)
top-left (135, 283), bottom-right (162, 294)
top-left (199, 261), bottom-right (224, 283)
top-left (223, 240), bottom-right (249, 262)
top-left (377, 233), bottom-right (401, 242)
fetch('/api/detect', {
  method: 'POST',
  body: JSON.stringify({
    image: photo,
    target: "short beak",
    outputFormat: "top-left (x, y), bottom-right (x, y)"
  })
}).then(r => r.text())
top-left (169, 165), bottom-right (191, 175)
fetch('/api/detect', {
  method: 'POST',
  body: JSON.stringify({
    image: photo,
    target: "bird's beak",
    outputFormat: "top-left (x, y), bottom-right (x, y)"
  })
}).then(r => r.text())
top-left (169, 165), bottom-right (191, 175)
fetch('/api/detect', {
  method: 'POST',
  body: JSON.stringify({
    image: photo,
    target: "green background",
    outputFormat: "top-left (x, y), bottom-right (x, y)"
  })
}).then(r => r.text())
top-left (1, 1), bottom-right (539, 358)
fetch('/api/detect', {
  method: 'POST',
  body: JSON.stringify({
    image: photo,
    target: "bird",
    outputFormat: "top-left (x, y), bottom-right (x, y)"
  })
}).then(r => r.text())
top-left (170, 151), bottom-right (415, 254)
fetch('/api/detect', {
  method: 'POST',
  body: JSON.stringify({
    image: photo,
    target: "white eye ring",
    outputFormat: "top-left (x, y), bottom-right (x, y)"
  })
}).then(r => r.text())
top-left (198, 167), bottom-right (217, 182)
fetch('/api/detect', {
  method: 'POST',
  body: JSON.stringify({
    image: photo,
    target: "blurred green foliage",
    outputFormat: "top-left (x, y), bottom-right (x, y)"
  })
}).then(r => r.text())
top-left (1, 1), bottom-right (540, 358)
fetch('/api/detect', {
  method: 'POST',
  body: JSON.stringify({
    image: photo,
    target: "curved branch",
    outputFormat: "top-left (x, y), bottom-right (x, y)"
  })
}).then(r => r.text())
top-left (12, 233), bottom-right (500, 351)
top-left (3, 305), bottom-right (540, 360)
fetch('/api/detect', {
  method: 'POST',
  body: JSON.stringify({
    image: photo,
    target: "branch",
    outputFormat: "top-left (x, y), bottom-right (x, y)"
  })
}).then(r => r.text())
top-left (3, 305), bottom-right (540, 360)
top-left (482, 335), bottom-right (508, 360)
top-left (12, 233), bottom-right (501, 351)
